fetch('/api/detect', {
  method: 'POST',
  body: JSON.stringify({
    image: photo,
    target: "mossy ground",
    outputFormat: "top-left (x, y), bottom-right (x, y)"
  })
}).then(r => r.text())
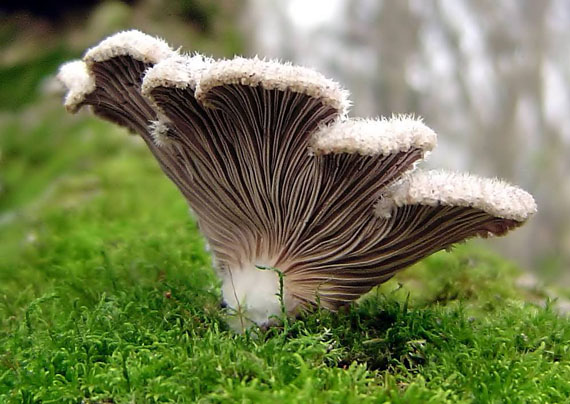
top-left (1, 86), bottom-right (570, 403)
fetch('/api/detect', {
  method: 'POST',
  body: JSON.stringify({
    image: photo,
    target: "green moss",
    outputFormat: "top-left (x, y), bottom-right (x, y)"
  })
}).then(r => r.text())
top-left (1, 89), bottom-right (569, 404)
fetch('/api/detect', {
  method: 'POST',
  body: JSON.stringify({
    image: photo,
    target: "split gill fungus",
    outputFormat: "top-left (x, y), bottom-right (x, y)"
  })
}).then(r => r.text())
top-left (58, 31), bottom-right (537, 329)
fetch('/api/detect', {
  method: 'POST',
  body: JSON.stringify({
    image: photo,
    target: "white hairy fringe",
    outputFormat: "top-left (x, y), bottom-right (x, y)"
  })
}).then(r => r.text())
top-left (379, 170), bottom-right (537, 221)
top-left (310, 115), bottom-right (437, 156)
top-left (60, 32), bottom-right (351, 117)
top-left (195, 56), bottom-right (351, 115)
top-left (149, 120), bottom-right (172, 148)
top-left (141, 54), bottom-right (212, 98)
top-left (57, 61), bottom-right (96, 112)
top-left (58, 31), bottom-right (176, 112)
top-left (84, 29), bottom-right (174, 64)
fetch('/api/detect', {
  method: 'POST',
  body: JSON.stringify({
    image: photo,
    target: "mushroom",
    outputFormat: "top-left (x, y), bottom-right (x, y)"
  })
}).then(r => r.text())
top-left (58, 31), bottom-right (537, 329)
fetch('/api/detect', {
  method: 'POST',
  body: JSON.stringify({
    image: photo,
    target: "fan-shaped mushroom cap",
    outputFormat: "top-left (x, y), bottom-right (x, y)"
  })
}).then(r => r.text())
top-left (57, 31), bottom-right (537, 329)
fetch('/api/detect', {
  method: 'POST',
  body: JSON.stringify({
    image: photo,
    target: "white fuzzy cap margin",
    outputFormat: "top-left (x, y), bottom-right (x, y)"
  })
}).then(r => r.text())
top-left (141, 54), bottom-right (212, 98)
top-left (379, 170), bottom-right (537, 221)
top-left (57, 60), bottom-right (96, 112)
top-left (84, 30), bottom-right (174, 64)
top-left (310, 116), bottom-right (437, 156)
top-left (195, 57), bottom-right (351, 115)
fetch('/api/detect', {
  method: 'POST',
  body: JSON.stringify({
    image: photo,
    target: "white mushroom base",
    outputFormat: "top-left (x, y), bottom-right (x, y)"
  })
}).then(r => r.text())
top-left (221, 264), bottom-right (297, 330)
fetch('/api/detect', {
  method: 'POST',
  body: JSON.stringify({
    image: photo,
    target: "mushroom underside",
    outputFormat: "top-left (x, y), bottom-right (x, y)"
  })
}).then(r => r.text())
top-left (57, 30), bottom-right (536, 323)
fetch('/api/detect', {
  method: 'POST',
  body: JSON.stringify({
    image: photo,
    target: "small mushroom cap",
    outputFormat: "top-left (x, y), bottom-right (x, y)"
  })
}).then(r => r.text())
top-left (84, 29), bottom-right (174, 64)
top-left (380, 169), bottom-right (537, 222)
top-left (141, 54), bottom-right (212, 97)
top-left (195, 56), bottom-right (351, 115)
top-left (57, 30), bottom-right (176, 115)
top-left (310, 116), bottom-right (437, 156)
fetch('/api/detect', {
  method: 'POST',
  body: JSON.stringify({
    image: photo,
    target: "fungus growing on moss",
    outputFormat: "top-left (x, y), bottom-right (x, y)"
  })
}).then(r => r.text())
top-left (58, 30), bottom-right (537, 328)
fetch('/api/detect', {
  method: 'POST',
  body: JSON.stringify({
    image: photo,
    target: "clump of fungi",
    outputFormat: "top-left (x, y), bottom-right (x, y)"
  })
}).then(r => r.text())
top-left (58, 31), bottom-right (536, 329)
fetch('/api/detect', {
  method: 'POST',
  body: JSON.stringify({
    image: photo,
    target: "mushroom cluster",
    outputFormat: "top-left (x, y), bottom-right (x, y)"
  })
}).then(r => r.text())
top-left (58, 31), bottom-right (536, 328)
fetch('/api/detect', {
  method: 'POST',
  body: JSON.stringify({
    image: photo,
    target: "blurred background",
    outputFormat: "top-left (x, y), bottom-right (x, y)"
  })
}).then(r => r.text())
top-left (1, 0), bottom-right (569, 284)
